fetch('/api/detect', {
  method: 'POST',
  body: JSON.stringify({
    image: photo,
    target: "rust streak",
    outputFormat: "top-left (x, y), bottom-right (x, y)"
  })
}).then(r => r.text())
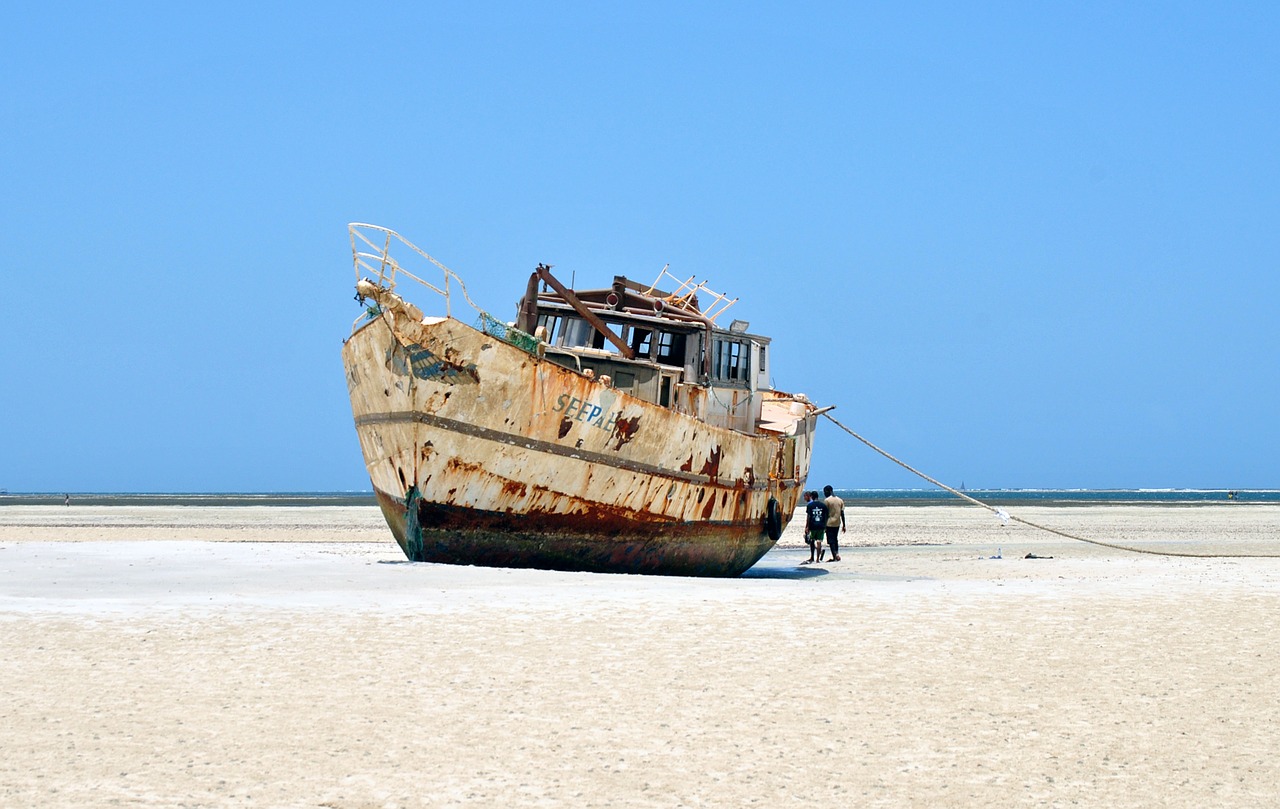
top-left (501, 479), bottom-right (529, 499)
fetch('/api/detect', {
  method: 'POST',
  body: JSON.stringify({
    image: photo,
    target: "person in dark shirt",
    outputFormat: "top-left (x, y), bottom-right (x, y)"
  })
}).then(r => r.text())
top-left (802, 490), bottom-right (829, 564)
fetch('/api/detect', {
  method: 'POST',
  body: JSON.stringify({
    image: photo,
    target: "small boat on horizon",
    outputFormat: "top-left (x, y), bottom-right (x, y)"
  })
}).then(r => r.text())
top-left (341, 224), bottom-right (822, 576)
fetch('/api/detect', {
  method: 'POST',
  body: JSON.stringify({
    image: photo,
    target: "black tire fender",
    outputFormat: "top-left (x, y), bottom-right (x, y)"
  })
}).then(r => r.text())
top-left (764, 496), bottom-right (783, 541)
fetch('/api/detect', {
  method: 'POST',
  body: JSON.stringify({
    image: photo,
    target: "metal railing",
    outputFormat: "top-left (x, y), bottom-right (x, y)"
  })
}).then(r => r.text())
top-left (349, 223), bottom-right (483, 320)
top-left (643, 266), bottom-right (740, 324)
top-left (349, 223), bottom-right (539, 354)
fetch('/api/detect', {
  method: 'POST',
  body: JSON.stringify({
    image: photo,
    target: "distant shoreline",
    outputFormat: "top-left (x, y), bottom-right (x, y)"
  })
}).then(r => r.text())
top-left (835, 489), bottom-right (1279, 506)
top-left (2, 489), bottom-right (1275, 507)
top-left (0, 493), bottom-right (378, 507)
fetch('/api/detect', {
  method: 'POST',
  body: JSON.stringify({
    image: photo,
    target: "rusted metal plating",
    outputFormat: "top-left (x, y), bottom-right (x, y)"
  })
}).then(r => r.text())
top-left (343, 226), bottom-right (819, 576)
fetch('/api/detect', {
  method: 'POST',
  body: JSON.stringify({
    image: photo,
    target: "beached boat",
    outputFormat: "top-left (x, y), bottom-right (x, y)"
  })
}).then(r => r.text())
top-left (341, 224), bottom-right (822, 576)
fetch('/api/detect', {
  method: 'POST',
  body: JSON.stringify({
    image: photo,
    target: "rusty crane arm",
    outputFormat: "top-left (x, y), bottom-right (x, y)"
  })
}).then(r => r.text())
top-left (533, 264), bottom-right (636, 360)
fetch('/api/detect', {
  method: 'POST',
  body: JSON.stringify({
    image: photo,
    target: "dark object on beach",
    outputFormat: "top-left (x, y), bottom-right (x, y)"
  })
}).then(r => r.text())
top-left (1025, 553), bottom-right (1053, 559)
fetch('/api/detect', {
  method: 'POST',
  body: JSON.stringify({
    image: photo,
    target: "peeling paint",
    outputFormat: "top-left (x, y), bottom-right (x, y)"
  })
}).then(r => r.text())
top-left (403, 342), bottom-right (480, 384)
top-left (384, 344), bottom-right (410, 377)
top-left (611, 416), bottom-right (641, 450)
top-left (700, 495), bottom-right (716, 520)
top-left (699, 445), bottom-right (723, 482)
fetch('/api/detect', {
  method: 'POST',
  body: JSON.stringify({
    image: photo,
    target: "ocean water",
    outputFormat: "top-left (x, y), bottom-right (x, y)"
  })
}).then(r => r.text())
top-left (832, 488), bottom-right (1280, 506)
top-left (1, 489), bottom-right (1276, 507)
top-left (0, 492), bottom-right (377, 507)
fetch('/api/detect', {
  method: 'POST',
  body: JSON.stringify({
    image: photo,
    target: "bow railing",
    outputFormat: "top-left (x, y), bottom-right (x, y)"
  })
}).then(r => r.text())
top-left (349, 223), bottom-right (483, 320)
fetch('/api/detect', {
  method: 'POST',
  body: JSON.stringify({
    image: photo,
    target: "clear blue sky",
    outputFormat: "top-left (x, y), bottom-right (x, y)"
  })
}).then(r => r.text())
top-left (3, 2), bottom-right (1276, 492)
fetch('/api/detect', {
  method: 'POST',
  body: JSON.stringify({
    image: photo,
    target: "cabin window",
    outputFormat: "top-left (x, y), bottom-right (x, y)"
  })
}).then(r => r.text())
top-left (712, 338), bottom-right (748, 382)
top-left (536, 314), bottom-right (563, 343)
top-left (656, 331), bottom-right (686, 365)
top-left (590, 322), bottom-right (623, 354)
top-left (630, 328), bottom-right (653, 358)
top-left (560, 317), bottom-right (593, 348)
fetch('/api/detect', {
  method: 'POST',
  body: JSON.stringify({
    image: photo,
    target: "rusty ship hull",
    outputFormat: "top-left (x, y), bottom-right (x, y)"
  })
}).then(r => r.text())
top-left (342, 224), bottom-right (819, 577)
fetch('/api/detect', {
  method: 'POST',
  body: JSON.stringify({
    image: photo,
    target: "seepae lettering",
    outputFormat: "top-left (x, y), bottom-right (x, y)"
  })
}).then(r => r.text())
top-left (552, 393), bottom-right (621, 433)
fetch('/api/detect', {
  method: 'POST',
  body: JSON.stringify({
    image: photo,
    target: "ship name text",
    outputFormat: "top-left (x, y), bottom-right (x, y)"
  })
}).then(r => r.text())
top-left (553, 394), bottom-right (622, 432)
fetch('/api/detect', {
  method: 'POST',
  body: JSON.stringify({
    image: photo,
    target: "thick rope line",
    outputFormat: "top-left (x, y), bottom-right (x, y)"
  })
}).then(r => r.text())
top-left (821, 412), bottom-right (1280, 559)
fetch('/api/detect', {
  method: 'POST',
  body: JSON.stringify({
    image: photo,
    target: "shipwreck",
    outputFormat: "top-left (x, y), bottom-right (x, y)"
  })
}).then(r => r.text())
top-left (342, 223), bottom-right (822, 576)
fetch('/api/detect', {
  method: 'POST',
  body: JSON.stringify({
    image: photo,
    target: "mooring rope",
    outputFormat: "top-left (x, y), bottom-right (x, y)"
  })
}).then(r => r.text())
top-left (821, 412), bottom-right (1280, 559)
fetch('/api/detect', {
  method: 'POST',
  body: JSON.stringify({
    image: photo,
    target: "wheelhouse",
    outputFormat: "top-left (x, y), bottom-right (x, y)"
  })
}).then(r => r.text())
top-left (515, 268), bottom-right (774, 434)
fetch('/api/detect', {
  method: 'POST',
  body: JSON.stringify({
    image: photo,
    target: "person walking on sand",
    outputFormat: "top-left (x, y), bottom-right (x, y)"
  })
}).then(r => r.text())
top-left (802, 490), bottom-right (828, 564)
top-left (799, 492), bottom-right (815, 563)
top-left (822, 485), bottom-right (845, 562)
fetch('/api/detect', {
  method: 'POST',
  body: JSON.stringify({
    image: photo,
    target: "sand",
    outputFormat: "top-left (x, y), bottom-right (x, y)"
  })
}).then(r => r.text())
top-left (2, 503), bottom-right (1279, 808)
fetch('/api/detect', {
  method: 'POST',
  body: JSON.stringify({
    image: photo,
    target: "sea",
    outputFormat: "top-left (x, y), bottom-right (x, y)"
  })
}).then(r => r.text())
top-left (1, 489), bottom-right (1277, 507)
top-left (832, 488), bottom-right (1280, 506)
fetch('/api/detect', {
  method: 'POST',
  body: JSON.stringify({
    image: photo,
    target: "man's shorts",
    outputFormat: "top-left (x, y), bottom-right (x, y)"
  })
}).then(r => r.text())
top-left (807, 528), bottom-right (825, 545)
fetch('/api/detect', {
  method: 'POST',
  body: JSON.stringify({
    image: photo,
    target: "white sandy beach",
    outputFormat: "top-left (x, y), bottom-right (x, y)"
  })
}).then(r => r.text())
top-left (2, 503), bottom-right (1279, 808)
